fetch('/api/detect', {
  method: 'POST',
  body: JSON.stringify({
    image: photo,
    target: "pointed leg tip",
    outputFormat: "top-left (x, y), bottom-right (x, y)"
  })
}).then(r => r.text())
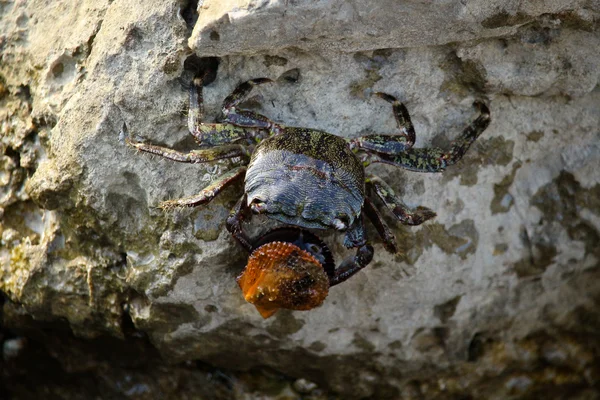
top-left (473, 100), bottom-right (491, 116)
top-left (252, 77), bottom-right (273, 84)
top-left (391, 206), bottom-right (437, 226)
top-left (385, 242), bottom-right (398, 254)
top-left (373, 92), bottom-right (397, 103)
top-left (415, 207), bottom-right (437, 221)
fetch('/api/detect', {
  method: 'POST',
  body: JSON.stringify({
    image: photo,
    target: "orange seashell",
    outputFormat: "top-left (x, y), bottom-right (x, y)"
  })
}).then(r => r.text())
top-left (237, 241), bottom-right (330, 319)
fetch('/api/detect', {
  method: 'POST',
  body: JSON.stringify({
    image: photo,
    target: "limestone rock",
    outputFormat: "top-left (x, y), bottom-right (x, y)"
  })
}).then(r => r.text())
top-left (1, 0), bottom-right (599, 398)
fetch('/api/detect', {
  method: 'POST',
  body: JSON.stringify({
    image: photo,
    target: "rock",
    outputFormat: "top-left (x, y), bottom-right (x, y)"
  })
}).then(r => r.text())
top-left (190, 0), bottom-right (593, 55)
top-left (1, 0), bottom-right (599, 398)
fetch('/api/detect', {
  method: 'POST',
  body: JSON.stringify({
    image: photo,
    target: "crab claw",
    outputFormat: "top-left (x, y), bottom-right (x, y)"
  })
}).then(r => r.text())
top-left (237, 240), bottom-right (330, 319)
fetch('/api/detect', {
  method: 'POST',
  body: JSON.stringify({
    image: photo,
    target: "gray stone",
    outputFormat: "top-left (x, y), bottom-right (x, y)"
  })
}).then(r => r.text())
top-left (1, 0), bottom-right (599, 398)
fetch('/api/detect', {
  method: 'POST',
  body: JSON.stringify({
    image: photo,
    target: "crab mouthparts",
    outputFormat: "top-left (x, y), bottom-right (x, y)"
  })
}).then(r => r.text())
top-left (237, 241), bottom-right (330, 319)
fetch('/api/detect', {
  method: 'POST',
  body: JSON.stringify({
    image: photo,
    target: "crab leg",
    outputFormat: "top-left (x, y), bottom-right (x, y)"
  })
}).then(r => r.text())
top-left (159, 166), bottom-right (247, 210)
top-left (349, 92), bottom-right (416, 154)
top-left (126, 135), bottom-right (249, 163)
top-left (329, 216), bottom-right (375, 286)
top-left (366, 101), bottom-right (491, 172)
top-left (374, 92), bottom-right (417, 144)
top-left (188, 76), bottom-right (276, 146)
top-left (363, 197), bottom-right (398, 253)
top-left (350, 134), bottom-right (414, 155)
top-left (329, 244), bottom-right (374, 286)
top-left (187, 76), bottom-right (206, 137)
top-left (222, 78), bottom-right (273, 111)
top-left (226, 193), bottom-right (254, 252)
top-left (188, 78), bottom-right (257, 146)
top-left (367, 176), bottom-right (436, 225)
top-left (220, 78), bottom-right (280, 131)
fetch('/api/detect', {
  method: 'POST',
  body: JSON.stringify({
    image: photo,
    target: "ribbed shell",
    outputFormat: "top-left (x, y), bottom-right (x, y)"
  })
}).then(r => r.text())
top-left (245, 127), bottom-right (365, 230)
top-left (237, 241), bottom-right (330, 319)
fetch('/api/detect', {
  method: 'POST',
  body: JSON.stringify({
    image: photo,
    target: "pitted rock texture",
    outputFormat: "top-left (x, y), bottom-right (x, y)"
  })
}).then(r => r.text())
top-left (1, 0), bottom-right (599, 398)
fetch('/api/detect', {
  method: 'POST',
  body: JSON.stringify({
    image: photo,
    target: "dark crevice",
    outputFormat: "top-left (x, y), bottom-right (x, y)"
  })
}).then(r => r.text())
top-left (120, 302), bottom-right (143, 339)
top-left (434, 295), bottom-right (462, 324)
top-left (467, 332), bottom-right (487, 362)
top-left (16, 84), bottom-right (31, 102)
top-left (84, 20), bottom-right (103, 57)
top-left (183, 55), bottom-right (220, 84)
top-left (119, 285), bottom-right (150, 340)
top-left (195, 362), bottom-right (236, 391)
top-left (0, 74), bottom-right (7, 100)
top-left (32, 112), bottom-right (57, 129)
top-left (1, 295), bottom-right (334, 399)
top-left (433, 327), bottom-right (449, 347)
top-left (279, 68), bottom-right (301, 83)
top-left (4, 146), bottom-right (21, 168)
top-left (181, 0), bottom-right (200, 31)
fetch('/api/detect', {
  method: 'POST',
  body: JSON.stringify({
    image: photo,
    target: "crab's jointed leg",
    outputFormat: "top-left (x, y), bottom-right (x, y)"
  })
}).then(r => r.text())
top-left (329, 244), bottom-right (374, 286)
top-left (126, 136), bottom-right (250, 164)
top-left (159, 166), bottom-right (247, 210)
top-left (349, 92), bottom-right (416, 154)
top-left (366, 101), bottom-right (491, 172)
top-left (351, 134), bottom-right (414, 155)
top-left (374, 92), bottom-right (416, 144)
top-left (220, 78), bottom-right (280, 131)
top-left (329, 216), bottom-right (375, 286)
top-left (226, 193), bottom-right (254, 252)
top-left (363, 197), bottom-right (398, 253)
top-left (187, 76), bottom-right (206, 137)
top-left (222, 78), bottom-right (273, 111)
top-left (367, 176), bottom-right (436, 226)
top-left (188, 76), bottom-right (277, 147)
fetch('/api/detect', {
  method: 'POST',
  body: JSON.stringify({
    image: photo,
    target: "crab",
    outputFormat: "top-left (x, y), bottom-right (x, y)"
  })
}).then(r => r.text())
top-left (124, 70), bottom-right (490, 314)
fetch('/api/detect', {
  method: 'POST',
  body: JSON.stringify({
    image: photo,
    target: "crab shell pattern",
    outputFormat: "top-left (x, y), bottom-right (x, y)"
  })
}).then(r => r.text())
top-left (237, 228), bottom-right (335, 318)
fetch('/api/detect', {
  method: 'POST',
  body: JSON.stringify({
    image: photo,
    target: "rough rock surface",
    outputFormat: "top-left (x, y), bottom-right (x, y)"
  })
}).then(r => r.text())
top-left (1, 0), bottom-right (599, 398)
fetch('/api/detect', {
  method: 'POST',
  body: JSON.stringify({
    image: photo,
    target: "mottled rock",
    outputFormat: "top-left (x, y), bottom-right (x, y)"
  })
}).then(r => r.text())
top-left (1, 0), bottom-right (599, 398)
top-left (190, 0), bottom-right (595, 55)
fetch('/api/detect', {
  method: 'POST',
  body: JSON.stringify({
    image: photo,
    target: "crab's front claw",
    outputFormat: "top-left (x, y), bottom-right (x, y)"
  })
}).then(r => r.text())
top-left (237, 241), bottom-right (330, 319)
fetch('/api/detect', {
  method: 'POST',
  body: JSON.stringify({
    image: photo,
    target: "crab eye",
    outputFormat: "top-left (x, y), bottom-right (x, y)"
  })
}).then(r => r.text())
top-left (250, 199), bottom-right (266, 214)
top-left (333, 215), bottom-right (349, 230)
